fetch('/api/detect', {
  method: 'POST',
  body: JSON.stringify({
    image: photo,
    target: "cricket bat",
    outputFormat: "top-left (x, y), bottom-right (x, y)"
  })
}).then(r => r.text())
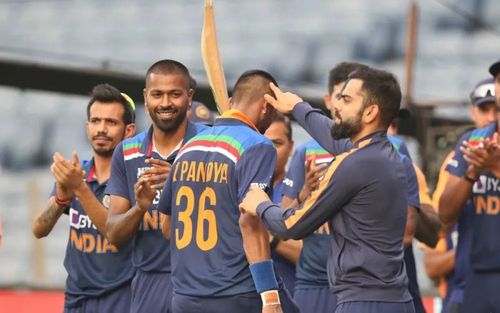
top-left (201, 0), bottom-right (230, 113)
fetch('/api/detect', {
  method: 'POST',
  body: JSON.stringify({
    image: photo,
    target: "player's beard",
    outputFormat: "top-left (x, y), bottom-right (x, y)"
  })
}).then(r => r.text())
top-left (149, 103), bottom-right (188, 133)
top-left (90, 134), bottom-right (120, 157)
top-left (330, 109), bottom-right (363, 140)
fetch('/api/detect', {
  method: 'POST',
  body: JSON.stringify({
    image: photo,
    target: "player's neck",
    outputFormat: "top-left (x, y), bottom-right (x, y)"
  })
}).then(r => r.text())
top-left (152, 119), bottom-right (188, 157)
top-left (93, 154), bottom-right (112, 183)
top-left (350, 125), bottom-right (385, 144)
top-left (273, 170), bottom-right (285, 187)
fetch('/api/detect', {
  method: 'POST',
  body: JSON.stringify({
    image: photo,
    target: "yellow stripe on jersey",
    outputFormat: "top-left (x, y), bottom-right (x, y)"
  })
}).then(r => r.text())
top-left (284, 138), bottom-right (372, 230)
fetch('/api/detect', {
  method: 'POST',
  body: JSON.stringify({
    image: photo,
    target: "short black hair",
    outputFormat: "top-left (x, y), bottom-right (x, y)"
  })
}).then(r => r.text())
top-left (347, 67), bottom-right (401, 128)
top-left (328, 62), bottom-right (369, 94)
top-left (273, 113), bottom-right (293, 141)
top-left (87, 84), bottom-right (135, 125)
top-left (146, 59), bottom-right (193, 90)
top-left (232, 69), bottom-right (278, 104)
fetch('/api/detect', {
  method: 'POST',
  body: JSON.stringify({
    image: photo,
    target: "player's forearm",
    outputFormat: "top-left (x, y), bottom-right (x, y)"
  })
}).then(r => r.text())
top-left (423, 249), bottom-right (455, 279)
top-left (439, 178), bottom-right (472, 228)
top-left (73, 183), bottom-right (108, 236)
top-left (280, 195), bottom-right (297, 208)
top-left (415, 204), bottom-right (441, 248)
top-left (257, 201), bottom-right (295, 239)
top-left (106, 206), bottom-right (144, 246)
top-left (403, 206), bottom-right (417, 247)
top-left (292, 102), bottom-right (335, 154)
top-left (239, 213), bottom-right (271, 263)
top-left (274, 239), bottom-right (303, 264)
top-left (32, 197), bottom-right (65, 238)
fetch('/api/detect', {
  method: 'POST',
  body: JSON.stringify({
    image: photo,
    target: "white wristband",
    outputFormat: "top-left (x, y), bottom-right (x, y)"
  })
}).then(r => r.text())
top-left (261, 290), bottom-right (280, 306)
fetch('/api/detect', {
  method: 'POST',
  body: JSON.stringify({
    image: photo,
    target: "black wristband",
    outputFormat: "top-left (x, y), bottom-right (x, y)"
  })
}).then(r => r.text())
top-left (464, 175), bottom-right (477, 184)
top-left (269, 236), bottom-right (280, 250)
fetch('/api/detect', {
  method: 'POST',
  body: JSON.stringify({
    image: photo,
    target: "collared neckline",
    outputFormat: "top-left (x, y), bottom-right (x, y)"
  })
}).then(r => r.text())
top-left (143, 120), bottom-right (200, 160)
top-left (217, 109), bottom-right (259, 132)
top-left (352, 130), bottom-right (387, 148)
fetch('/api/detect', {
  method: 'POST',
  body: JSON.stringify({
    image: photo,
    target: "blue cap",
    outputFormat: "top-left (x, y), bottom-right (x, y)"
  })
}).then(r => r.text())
top-left (189, 101), bottom-right (216, 125)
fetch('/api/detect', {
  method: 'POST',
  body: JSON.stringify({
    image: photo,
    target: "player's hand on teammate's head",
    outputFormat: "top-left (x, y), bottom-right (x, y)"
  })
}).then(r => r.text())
top-left (264, 82), bottom-right (303, 114)
top-left (143, 158), bottom-right (171, 190)
top-left (239, 184), bottom-right (271, 216)
top-left (134, 176), bottom-right (157, 213)
top-left (51, 151), bottom-right (85, 192)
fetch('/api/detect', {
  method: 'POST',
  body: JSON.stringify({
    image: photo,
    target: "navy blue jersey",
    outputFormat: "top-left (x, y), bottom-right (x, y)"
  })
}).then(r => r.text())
top-left (158, 110), bottom-right (276, 297)
top-left (282, 140), bottom-right (333, 288)
top-left (60, 159), bottom-right (134, 307)
top-left (445, 123), bottom-right (499, 271)
top-left (449, 202), bottom-right (472, 303)
top-left (282, 140), bottom-right (334, 200)
top-left (283, 105), bottom-right (418, 294)
top-left (257, 103), bottom-right (419, 303)
top-left (257, 129), bottom-right (412, 304)
top-left (105, 122), bottom-right (206, 273)
top-left (388, 136), bottom-right (425, 313)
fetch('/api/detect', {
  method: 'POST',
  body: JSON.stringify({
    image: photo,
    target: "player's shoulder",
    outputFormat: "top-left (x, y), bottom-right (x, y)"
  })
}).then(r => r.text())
top-left (226, 125), bottom-right (273, 150)
top-left (468, 123), bottom-right (496, 142)
top-left (122, 129), bottom-right (148, 148)
top-left (388, 134), bottom-right (404, 146)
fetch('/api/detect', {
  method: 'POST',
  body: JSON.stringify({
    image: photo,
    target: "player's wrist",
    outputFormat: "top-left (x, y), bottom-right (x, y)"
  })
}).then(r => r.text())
top-left (249, 259), bottom-right (279, 295)
top-left (260, 290), bottom-right (280, 306)
top-left (73, 181), bottom-right (88, 196)
top-left (54, 194), bottom-right (71, 208)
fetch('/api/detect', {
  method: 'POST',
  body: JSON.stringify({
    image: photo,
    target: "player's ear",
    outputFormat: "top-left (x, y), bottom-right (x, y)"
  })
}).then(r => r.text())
top-left (228, 97), bottom-right (234, 109)
top-left (124, 123), bottom-right (136, 139)
top-left (323, 93), bottom-right (331, 110)
top-left (363, 104), bottom-right (379, 124)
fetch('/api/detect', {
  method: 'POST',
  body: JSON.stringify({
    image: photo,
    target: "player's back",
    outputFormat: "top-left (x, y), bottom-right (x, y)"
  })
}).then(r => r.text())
top-left (169, 116), bottom-right (276, 297)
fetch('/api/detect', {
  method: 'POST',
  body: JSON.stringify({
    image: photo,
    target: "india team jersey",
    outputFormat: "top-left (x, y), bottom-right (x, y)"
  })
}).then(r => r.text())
top-left (62, 159), bottom-right (134, 307)
top-left (445, 123), bottom-right (499, 271)
top-left (282, 140), bottom-right (334, 200)
top-left (282, 140), bottom-right (334, 288)
top-left (158, 110), bottom-right (276, 297)
top-left (290, 137), bottom-right (419, 289)
top-left (105, 122), bottom-right (206, 273)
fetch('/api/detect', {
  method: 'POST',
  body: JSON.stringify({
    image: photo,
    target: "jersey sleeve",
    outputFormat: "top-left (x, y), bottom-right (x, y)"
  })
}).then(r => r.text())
top-left (105, 143), bottom-right (131, 201)
top-left (157, 168), bottom-right (174, 216)
top-left (398, 140), bottom-right (412, 160)
top-left (445, 132), bottom-right (470, 178)
top-left (292, 102), bottom-right (351, 155)
top-left (237, 143), bottom-right (276, 203)
top-left (257, 152), bottom-right (361, 239)
top-left (401, 155), bottom-right (420, 210)
top-left (281, 146), bottom-right (306, 199)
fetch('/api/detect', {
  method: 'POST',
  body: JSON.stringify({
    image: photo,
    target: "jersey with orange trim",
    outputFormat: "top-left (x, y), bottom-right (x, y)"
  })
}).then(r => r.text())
top-left (282, 140), bottom-right (333, 288)
top-left (158, 110), bottom-right (277, 297)
top-left (445, 123), bottom-right (499, 271)
top-left (105, 122), bottom-right (206, 273)
top-left (257, 130), bottom-right (412, 304)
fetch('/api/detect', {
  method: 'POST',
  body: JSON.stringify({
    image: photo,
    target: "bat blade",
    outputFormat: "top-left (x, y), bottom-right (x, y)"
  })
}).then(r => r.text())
top-left (201, 0), bottom-right (230, 113)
